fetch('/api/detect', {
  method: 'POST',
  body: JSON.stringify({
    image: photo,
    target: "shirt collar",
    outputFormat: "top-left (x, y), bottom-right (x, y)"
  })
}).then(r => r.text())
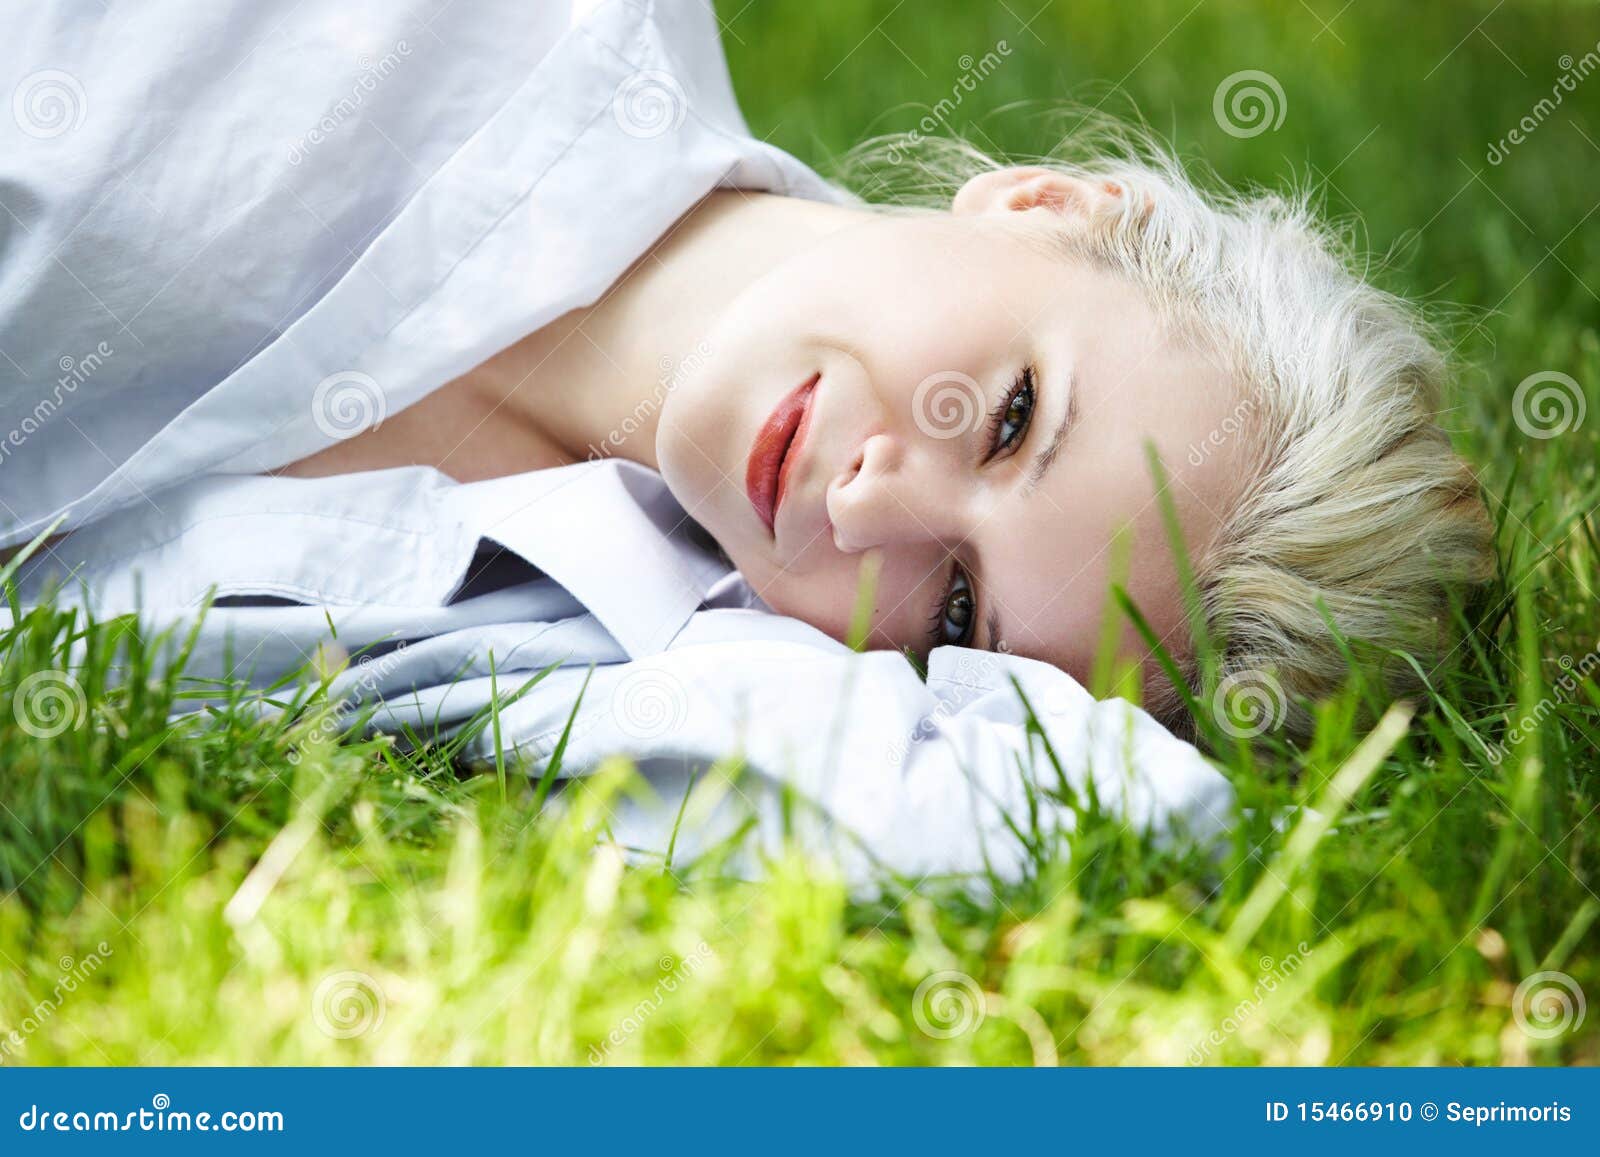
top-left (456, 459), bottom-right (729, 659)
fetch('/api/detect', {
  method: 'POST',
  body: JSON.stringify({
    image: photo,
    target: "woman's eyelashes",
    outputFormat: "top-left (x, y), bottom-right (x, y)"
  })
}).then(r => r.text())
top-left (984, 365), bottom-right (1036, 461)
top-left (929, 564), bottom-right (975, 648)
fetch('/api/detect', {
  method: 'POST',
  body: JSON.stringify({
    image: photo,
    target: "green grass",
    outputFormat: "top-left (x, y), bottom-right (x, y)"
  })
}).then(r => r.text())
top-left (2, 0), bottom-right (1597, 1064)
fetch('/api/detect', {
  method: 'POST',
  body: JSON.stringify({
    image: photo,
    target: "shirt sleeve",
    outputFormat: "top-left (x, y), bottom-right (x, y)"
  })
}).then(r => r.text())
top-left (449, 631), bottom-right (1236, 883)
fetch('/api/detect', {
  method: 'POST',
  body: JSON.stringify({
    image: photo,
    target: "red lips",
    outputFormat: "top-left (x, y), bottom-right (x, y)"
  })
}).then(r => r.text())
top-left (745, 373), bottom-right (820, 535)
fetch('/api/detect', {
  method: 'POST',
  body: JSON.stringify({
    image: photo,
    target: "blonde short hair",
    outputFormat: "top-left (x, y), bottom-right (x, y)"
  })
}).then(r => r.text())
top-left (844, 121), bottom-right (1497, 740)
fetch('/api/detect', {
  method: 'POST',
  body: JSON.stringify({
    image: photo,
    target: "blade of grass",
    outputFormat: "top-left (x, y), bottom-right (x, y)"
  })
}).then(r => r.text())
top-left (1226, 702), bottom-right (1414, 950)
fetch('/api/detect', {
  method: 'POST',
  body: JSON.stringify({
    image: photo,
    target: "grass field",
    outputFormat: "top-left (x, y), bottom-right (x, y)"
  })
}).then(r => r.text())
top-left (2, 0), bottom-right (1597, 1065)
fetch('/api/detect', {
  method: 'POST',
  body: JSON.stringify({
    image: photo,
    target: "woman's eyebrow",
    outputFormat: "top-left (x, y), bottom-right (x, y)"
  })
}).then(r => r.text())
top-left (1023, 367), bottom-right (1079, 495)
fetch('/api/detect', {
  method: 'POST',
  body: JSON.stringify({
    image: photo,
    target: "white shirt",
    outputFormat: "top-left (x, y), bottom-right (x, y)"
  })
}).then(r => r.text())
top-left (1, 0), bottom-right (1233, 881)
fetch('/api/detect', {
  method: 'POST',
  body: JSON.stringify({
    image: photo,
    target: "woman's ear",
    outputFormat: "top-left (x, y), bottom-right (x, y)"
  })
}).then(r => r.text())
top-left (952, 166), bottom-right (1128, 221)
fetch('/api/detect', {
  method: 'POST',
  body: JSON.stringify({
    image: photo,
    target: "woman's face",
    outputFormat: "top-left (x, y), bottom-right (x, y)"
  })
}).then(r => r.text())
top-left (656, 175), bottom-right (1250, 680)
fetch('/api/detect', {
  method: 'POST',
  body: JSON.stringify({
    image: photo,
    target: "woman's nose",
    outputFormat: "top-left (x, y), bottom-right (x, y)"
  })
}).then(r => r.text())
top-left (827, 433), bottom-right (958, 553)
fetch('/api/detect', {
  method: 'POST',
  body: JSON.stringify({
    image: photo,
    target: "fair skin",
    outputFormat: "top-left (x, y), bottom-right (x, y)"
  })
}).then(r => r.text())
top-left (284, 168), bottom-right (1251, 680)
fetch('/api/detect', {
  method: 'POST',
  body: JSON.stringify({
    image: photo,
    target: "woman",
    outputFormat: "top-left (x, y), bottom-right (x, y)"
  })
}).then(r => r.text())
top-left (0, 1), bottom-right (1492, 877)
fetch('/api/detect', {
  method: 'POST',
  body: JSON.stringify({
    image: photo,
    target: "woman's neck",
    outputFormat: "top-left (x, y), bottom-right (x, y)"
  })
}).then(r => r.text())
top-left (280, 189), bottom-right (862, 483)
top-left (478, 189), bottom-right (862, 472)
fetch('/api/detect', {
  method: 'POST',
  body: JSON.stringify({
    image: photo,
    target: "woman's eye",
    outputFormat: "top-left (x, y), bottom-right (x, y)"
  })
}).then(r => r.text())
top-left (939, 567), bottom-right (976, 647)
top-left (991, 367), bottom-right (1036, 456)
